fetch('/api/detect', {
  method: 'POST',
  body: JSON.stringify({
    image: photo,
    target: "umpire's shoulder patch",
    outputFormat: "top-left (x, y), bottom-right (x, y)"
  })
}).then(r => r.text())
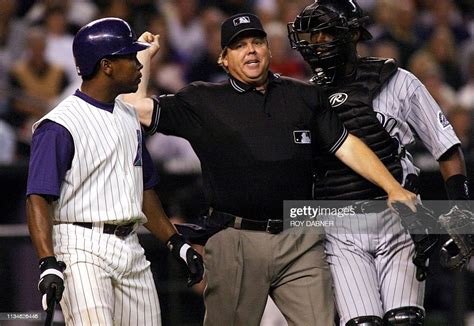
top-left (438, 111), bottom-right (451, 129)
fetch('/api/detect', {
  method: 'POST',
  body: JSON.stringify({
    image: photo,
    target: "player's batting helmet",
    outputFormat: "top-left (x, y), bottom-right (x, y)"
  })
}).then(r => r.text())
top-left (288, 0), bottom-right (372, 84)
top-left (73, 17), bottom-right (150, 77)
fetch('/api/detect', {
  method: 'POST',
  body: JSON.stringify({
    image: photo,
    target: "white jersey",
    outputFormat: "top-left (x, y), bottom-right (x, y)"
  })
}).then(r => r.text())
top-left (373, 68), bottom-right (460, 180)
top-left (32, 94), bottom-right (146, 224)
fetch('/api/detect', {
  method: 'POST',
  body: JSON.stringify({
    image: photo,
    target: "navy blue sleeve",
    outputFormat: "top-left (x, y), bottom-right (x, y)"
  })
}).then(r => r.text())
top-left (142, 141), bottom-right (159, 190)
top-left (26, 120), bottom-right (74, 199)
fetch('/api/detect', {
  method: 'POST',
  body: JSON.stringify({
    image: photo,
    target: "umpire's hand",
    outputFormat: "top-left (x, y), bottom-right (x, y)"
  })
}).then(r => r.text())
top-left (38, 256), bottom-right (66, 311)
top-left (167, 233), bottom-right (204, 287)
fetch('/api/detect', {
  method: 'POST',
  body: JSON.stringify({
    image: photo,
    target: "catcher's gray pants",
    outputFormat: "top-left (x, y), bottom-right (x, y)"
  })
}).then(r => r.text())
top-left (203, 228), bottom-right (335, 326)
top-left (324, 209), bottom-right (425, 325)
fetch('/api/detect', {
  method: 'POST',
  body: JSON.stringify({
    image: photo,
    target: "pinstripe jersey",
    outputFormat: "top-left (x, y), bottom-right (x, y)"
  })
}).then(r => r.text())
top-left (32, 94), bottom-right (146, 224)
top-left (372, 68), bottom-right (460, 179)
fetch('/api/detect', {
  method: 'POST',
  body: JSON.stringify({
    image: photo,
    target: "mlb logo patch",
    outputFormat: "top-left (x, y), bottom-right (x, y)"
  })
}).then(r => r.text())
top-left (294, 130), bottom-right (311, 144)
top-left (438, 112), bottom-right (451, 129)
top-left (233, 16), bottom-right (251, 26)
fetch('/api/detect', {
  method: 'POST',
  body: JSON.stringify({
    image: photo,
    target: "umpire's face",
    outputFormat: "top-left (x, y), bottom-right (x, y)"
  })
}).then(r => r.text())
top-left (222, 34), bottom-right (270, 87)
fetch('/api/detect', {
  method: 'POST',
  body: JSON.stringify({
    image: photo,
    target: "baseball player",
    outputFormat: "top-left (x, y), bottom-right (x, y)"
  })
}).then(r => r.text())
top-left (26, 18), bottom-right (203, 325)
top-left (125, 13), bottom-right (419, 325)
top-left (288, 1), bottom-right (470, 325)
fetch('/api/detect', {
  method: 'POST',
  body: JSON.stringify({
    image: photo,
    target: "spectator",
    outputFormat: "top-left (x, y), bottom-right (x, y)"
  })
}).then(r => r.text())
top-left (373, 0), bottom-right (421, 67)
top-left (370, 40), bottom-right (401, 64)
top-left (7, 27), bottom-right (68, 159)
top-left (417, 0), bottom-right (470, 45)
top-left (160, 0), bottom-right (206, 63)
top-left (424, 25), bottom-right (463, 90)
top-left (0, 0), bottom-right (27, 115)
top-left (266, 21), bottom-right (307, 79)
top-left (448, 106), bottom-right (474, 160)
top-left (185, 7), bottom-right (227, 83)
top-left (0, 118), bottom-right (16, 164)
top-left (458, 52), bottom-right (474, 111)
top-left (408, 50), bottom-right (457, 114)
top-left (146, 14), bottom-right (186, 94)
top-left (43, 6), bottom-right (78, 85)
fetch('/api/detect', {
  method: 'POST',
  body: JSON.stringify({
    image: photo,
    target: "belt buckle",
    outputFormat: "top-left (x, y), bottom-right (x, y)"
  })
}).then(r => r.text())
top-left (266, 219), bottom-right (282, 234)
top-left (114, 223), bottom-right (134, 237)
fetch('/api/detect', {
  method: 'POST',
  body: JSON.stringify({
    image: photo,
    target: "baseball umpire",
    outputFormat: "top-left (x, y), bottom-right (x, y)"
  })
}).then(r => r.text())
top-left (288, 1), bottom-right (470, 325)
top-left (26, 18), bottom-right (203, 325)
top-left (125, 13), bottom-right (418, 325)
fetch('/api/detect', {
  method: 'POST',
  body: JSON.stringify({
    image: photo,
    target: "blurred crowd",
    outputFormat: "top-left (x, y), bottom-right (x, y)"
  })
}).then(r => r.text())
top-left (0, 0), bottom-right (474, 169)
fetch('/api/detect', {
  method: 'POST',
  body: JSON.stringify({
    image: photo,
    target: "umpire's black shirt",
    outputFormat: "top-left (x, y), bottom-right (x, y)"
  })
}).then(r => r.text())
top-left (154, 72), bottom-right (348, 220)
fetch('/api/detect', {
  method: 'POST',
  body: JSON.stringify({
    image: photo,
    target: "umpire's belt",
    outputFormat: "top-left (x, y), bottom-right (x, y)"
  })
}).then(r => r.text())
top-left (209, 209), bottom-right (283, 234)
top-left (73, 222), bottom-right (136, 237)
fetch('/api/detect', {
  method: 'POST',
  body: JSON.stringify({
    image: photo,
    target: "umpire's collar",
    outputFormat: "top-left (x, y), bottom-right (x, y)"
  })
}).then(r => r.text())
top-left (228, 71), bottom-right (281, 93)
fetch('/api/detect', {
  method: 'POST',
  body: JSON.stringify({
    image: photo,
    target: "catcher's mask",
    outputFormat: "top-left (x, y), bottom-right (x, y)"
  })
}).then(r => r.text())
top-left (288, 0), bottom-right (372, 85)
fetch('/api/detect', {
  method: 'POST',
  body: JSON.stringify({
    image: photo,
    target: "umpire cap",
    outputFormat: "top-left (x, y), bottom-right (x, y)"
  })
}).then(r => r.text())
top-left (220, 13), bottom-right (267, 49)
top-left (73, 17), bottom-right (150, 77)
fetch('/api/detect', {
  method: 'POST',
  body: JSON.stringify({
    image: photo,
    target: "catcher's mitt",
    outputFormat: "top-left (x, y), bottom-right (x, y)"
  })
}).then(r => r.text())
top-left (392, 203), bottom-right (440, 281)
top-left (438, 205), bottom-right (474, 270)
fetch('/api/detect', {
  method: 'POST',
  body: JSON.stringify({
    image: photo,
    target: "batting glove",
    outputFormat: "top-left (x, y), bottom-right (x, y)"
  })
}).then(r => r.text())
top-left (167, 233), bottom-right (204, 287)
top-left (38, 256), bottom-right (66, 311)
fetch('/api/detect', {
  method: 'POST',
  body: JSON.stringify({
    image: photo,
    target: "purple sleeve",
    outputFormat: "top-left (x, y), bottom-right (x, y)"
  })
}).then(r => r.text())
top-left (26, 120), bottom-right (74, 199)
top-left (142, 141), bottom-right (159, 190)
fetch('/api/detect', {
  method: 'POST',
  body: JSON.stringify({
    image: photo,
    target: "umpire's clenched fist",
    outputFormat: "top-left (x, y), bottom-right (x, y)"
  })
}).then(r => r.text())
top-left (167, 233), bottom-right (204, 287)
top-left (38, 256), bottom-right (66, 310)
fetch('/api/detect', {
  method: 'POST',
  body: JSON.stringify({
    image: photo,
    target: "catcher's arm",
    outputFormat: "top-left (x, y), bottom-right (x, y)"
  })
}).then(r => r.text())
top-left (437, 146), bottom-right (473, 269)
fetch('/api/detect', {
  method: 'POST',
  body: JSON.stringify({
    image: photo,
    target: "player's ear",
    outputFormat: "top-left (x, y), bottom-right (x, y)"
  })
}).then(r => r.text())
top-left (100, 58), bottom-right (113, 75)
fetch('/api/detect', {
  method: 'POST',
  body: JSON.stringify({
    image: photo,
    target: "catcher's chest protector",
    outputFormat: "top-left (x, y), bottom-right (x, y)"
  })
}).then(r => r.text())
top-left (313, 58), bottom-right (403, 200)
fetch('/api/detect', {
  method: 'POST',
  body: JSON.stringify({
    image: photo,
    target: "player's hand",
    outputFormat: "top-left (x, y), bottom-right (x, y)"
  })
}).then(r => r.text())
top-left (38, 256), bottom-right (66, 311)
top-left (167, 233), bottom-right (204, 287)
top-left (387, 187), bottom-right (417, 213)
top-left (137, 32), bottom-right (160, 58)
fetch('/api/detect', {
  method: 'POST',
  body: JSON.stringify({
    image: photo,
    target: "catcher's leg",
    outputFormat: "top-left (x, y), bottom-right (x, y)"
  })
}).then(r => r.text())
top-left (325, 229), bottom-right (384, 325)
top-left (375, 210), bottom-right (425, 315)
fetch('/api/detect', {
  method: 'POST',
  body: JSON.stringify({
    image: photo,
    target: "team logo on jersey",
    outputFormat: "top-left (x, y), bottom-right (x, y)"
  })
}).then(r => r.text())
top-left (328, 93), bottom-right (348, 107)
top-left (438, 112), bottom-right (451, 129)
top-left (233, 16), bottom-right (251, 26)
top-left (294, 130), bottom-right (311, 144)
top-left (133, 130), bottom-right (143, 166)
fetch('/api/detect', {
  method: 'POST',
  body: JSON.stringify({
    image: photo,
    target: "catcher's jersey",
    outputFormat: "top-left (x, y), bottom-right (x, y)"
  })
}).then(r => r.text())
top-left (372, 68), bottom-right (460, 180)
top-left (31, 93), bottom-right (147, 224)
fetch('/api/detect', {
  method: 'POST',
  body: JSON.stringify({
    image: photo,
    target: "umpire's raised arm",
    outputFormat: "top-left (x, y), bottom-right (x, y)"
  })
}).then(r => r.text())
top-left (123, 32), bottom-right (160, 127)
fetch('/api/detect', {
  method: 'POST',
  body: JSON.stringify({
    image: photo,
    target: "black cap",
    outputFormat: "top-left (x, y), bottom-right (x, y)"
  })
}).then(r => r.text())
top-left (220, 13), bottom-right (267, 49)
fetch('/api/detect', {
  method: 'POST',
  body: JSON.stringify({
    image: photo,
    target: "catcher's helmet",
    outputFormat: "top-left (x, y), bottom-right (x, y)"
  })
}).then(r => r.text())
top-left (73, 17), bottom-right (149, 77)
top-left (288, 0), bottom-right (372, 84)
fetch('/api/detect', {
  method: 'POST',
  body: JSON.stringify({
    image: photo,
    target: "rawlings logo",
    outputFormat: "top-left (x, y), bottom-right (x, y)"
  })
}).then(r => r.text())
top-left (328, 93), bottom-right (348, 107)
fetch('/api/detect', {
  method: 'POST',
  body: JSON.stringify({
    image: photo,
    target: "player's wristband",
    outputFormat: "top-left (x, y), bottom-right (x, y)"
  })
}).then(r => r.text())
top-left (39, 256), bottom-right (60, 273)
top-left (445, 174), bottom-right (470, 200)
top-left (166, 233), bottom-right (191, 263)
